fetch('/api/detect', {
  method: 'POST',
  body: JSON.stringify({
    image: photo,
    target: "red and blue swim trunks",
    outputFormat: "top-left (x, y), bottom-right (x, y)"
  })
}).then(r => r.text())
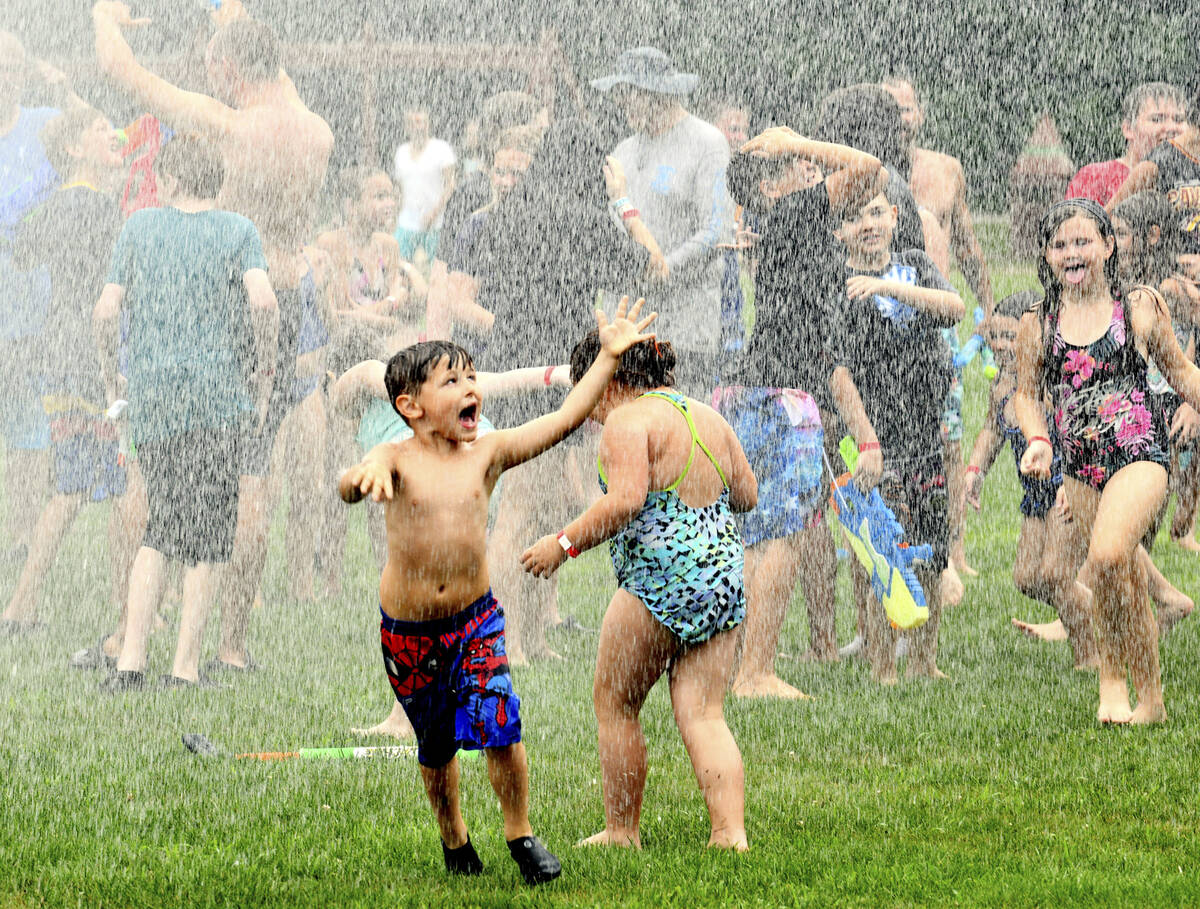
top-left (380, 590), bottom-right (521, 767)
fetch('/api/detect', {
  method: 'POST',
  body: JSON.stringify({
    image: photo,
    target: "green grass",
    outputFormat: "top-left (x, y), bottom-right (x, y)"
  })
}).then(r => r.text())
top-left (4, 240), bottom-right (1200, 907)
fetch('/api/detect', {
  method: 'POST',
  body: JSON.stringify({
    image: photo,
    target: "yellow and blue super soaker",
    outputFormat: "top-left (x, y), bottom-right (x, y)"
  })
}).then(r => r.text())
top-left (827, 438), bottom-right (930, 630)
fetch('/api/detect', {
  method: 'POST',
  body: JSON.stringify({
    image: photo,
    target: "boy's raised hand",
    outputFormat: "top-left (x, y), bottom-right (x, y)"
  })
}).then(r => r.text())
top-left (740, 125), bottom-right (803, 158)
top-left (597, 296), bottom-right (657, 359)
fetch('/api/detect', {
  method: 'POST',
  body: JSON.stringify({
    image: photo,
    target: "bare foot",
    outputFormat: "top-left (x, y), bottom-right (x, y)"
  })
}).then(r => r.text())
top-left (526, 646), bottom-right (563, 663)
top-left (870, 667), bottom-right (899, 686)
top-left (1129, 702), bottom-right (1167, 725)
top-left (1097, 678), bottom-right (1133, 725)
top-left (1154, 588), bottom-right (1194, 639)
top-left (577, 829), bottom-right (640, 848)
top-left (940, 566), bottom-right (964, 607)
top-left (951, 548), bottom-right (978, 578)
top-left (1172, 534), bottom-right (1200, 554)
top-left (1011, 617), bottom-right (1068, 642)
top-left (732, 673), bottom-right (813, 700)
top-left (708, 830), bottom-right (749, 852)
top-left (351, 711), bottom-right (414, 740)
top-left (906, 663), bottom-right (949, 681)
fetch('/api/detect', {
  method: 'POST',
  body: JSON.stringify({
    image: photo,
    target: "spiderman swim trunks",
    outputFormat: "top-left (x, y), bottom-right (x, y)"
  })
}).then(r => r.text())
top-left (379, 590), bottom-right (522, 767)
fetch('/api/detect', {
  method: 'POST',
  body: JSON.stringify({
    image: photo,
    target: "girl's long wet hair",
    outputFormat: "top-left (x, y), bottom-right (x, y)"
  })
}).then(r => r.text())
top-left (569, 330), bottom-right (675, 389)
top-left (1036, 199), bottom-right (1125, 376)
top-left (1112, 191), bottom-right (1179, 287)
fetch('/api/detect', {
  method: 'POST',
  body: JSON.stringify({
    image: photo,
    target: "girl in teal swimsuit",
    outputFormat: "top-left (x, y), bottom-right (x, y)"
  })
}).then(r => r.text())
top-left (521, 334), bottom-right (758, 851)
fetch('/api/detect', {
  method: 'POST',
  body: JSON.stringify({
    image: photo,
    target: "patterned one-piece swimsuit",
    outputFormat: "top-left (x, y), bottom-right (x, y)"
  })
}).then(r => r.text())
top-left (1046, 299), bottom-right (1169, 490)
top-left (600, 391), bottom-right (745, 644)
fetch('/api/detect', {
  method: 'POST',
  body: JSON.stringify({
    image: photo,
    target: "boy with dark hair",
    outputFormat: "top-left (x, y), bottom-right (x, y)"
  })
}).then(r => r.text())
top-left (1, 107), bottom-right (132, 641)
top-left (829, 186), bottom-right (964, 683)
top-left (719, 127), bottom-right (884, 696)
top-left (95, 133), bottom-right (278, 690)
top-left (338, 298), bottom-right (655, 884)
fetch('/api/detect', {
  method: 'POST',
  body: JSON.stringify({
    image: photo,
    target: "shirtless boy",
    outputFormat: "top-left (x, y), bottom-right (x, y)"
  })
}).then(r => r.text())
top-left (93, 1), bottom-right (335, 671)
top-left (338, 298), bottom-right (655, 883)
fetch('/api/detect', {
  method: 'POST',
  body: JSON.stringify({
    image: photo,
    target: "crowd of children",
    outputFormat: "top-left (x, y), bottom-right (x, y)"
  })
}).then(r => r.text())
top-left (3, 1), bottom-right (1200, 887)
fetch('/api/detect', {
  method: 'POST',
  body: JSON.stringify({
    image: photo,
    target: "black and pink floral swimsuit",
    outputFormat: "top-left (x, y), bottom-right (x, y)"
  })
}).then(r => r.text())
top-left (1047, 299), bottom-right (1169, 490)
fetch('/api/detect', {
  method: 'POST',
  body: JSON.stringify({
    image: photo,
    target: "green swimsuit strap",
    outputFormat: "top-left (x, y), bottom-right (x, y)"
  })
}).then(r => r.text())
top-left (596, 391), bottom-right (729, 490)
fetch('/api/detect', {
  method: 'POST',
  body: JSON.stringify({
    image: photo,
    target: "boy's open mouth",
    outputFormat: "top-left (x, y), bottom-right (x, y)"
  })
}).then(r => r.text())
top-left (459, 402), bottom-right (479, 429)
top-left (1063, 262), bottom-right (1088, 285)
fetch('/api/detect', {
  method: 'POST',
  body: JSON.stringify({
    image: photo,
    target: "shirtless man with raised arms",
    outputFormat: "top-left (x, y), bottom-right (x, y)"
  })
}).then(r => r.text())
top-left (93, 1), bottom-right (335, 670)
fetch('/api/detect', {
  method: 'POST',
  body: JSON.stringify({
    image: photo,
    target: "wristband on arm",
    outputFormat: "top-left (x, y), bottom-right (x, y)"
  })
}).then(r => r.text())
top-left (1028, 435), bottom-right (1051, 447)
top-left (858, 441), bottom-right (881, 453)
top-left (557, 531), bottom-right (580, 559)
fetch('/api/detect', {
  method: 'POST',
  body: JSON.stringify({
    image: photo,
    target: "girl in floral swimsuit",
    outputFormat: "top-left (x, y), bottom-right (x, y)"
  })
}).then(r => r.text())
top-left (520, 334), bottom-right (757, 851)
top-left (1015, 199), bottom-right (1200, 726)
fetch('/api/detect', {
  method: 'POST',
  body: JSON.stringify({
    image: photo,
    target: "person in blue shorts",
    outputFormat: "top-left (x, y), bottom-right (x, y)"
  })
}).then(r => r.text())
top-left (338, 297), bottom-right (654, 883)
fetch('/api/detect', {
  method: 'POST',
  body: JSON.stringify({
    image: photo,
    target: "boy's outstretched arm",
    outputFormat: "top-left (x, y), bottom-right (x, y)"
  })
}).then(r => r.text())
top-left (339, 443), bottom-right (398, 504)
top-left (488, 297), bottom-right (657, 472)
top-left (964, 388), bottom-right (1005, 510)
top-left (845, 276), bottom-right (964, 326)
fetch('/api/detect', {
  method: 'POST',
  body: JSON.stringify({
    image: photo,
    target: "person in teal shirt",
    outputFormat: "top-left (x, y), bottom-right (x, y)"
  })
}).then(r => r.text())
top-left (95, 135), bottom-right (278, 690)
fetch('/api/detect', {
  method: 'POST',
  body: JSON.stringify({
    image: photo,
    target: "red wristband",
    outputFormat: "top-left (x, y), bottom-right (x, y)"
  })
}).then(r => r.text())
top-left (621, 208), bottom-right (640, 220)
top-left (967, 465), bottom-right (982, 475)
top-left (544, 366), bottom-right (555, 387)
top-left (858, 441), bottom-right (881, 452)
top-left (557, 531), bottom-right (580, 559)
top-left (1028, 435), bottom-right (1051, 447)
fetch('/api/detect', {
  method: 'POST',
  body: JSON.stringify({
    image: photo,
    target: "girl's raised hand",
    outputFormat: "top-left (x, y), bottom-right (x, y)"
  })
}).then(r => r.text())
top-left (596, 296), bottom-right (657, 358)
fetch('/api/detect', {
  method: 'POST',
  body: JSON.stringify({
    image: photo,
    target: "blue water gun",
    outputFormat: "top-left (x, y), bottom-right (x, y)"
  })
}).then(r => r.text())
top-left (827, 439), bottom-right (931, 630)
top-left (953, 306), bottom-right (997, 379)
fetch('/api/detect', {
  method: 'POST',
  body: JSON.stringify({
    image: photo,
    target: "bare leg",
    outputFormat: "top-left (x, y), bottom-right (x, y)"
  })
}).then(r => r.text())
top-left (169, 563), bottom-right (216, 682)
top-left (670, 626), bottom-right (747, 850)
top-left (1039, 506), bottom-right (1097, 668)
top-left (107, 463), bottom-right (148, 656)
top-left (485, 742), bottom-right (534, 841)
top-left (581, 589), bottom-right (673, 848)
top-left (4, 448), bottom-right (49, 551)
top-left (1140, 547), bottom-right (1194, 637)
top-left (944, 439), bottom-right (976, 576)
top-left (860, 559), bottom-right (898, 685)
top-left (419, 757), bottom-right (469, 848)
top-left (2, 492), bottom-right (84, 624)
top-left (217, 475), bottom-right (270, 667)
top-left (1009, 517), bottom-right (1066, 639)
top-left (352, 700), bottom-right (414, 738)
top-left (489, 458), bottom-right (562, 665)
top-left (907, 566), bottom-right (948, 680)
top-left (116, 546), bottom-right (168, 673)
top-left (1169, 449), bottom-right (1200, 551)
top-left (732, 531), bottom-right (820, 699)
top-left (1067, 467), bottom-right (1166, 725)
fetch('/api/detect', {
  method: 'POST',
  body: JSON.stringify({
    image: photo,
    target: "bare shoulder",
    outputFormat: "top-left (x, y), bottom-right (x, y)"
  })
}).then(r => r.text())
top-left (913, 147), bottom-right (965, 186)
top-left (374, 232), bottom-right (403, 257)
top-left (1127, 285), bottom-right (1168, 331)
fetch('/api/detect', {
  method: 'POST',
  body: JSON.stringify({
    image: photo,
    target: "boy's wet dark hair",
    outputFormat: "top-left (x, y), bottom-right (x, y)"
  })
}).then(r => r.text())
top-left (337, 164), bottom-right (388, 203)
top-left (39, 107), bottom-right (104, 177)
top-left (385, 341), bottom-right (475, 421)
top-left (1122, 81), bottom-right (1187, 126)
top-left (726, 150), bottom-right (791, 213)
top-left (569, 331), bottom-right (675, 389)
top-left (155, 134), bottom-right (225, 199)
top-left (995, 289), bottom-right (1041, 322)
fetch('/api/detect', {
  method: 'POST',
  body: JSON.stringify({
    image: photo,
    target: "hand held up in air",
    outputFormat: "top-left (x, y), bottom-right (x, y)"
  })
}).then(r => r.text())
top-left (596, 296), bottom-right (657, 359)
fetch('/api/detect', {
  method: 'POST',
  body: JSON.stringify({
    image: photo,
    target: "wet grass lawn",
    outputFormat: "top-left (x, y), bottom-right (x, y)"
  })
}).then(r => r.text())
top-left (4, 249), bottom-right (1200, 907)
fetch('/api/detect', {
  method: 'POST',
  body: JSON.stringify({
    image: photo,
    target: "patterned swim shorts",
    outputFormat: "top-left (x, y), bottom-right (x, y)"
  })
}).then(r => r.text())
top-left (712, 384), bottom-right (823, 548)
top-left (380, 590), bottom-right (520, 767)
